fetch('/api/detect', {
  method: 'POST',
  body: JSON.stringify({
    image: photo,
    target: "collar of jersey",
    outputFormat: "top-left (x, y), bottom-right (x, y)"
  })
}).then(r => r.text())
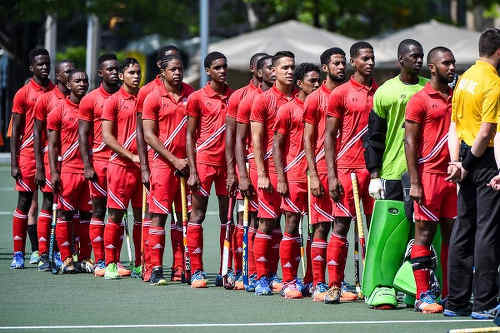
top-left (475, 60), bottom-right (498, 75)
top-left (64, 96), bottom-right (79, 108)
top-left (118, 86), bottom-right (136, 100)
top-left (271, 85), bottom-right (294, 101)
top-left (53, 86), bottom-right (66, 99)
top-left (98, 84), bottom-right (112, 98)
top-left (159, 82), bottom-right (190, 101)
top-left (422, 82), bottom-right (452, 100)
top-left (349, 76), bottom-right (377, 92)
top-left (203, 82), bottom-right (230, 99)
top-left (320, 82), bottom-right (332, 95)
top-left (29, 78), bottom-right (54, 92)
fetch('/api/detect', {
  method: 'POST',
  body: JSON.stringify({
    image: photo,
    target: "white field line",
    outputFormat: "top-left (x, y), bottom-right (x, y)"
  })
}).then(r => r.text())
top-left (0, 319), bottom-right (481, 330)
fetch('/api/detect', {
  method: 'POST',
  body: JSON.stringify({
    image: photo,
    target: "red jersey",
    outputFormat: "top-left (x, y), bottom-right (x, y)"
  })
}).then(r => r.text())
top-left (303, 83), bottom-right (333, 174)
top-left (405, 82), bottom-right (452, 174)
top-left (137, 76), bottom-right (162, 113)
top-left (327, 77), bottom-right (378, 169)
top-left (236, 85), bottom-right (263, 170)
top-left (186, 83), bottom-right (233, 167)
top-left (227, 81), bottom-right (259, 119)
top-left (12, 79), bottom-right (54, 160)
top-left (101, 87), bottom-right (139, 168)
top-left (250, 85), bottom-right (294, 174)
top-left (78, 85), bottom-right (113, 161)
top-left (273, 97), bottom-right (307, 182)
top-left (47, 97), bottom-right (83, 173)
top-left (34, 86), bottom-right (66, 153)
top-left (142, 82), bottom-right (193, 169)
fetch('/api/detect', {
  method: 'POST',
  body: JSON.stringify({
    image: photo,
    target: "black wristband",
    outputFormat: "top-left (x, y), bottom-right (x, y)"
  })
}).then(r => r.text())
top-left (462, 151), bottom-right (480, 171)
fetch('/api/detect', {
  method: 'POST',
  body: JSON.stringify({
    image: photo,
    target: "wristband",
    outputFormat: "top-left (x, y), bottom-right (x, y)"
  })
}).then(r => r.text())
top-left (461, 151), bottom-right (480, 171)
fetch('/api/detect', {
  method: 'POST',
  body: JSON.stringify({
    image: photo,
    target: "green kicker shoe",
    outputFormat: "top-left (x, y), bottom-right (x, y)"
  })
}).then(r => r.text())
top-left (131, 265), bottom-right (142, 279)
top-left (104, 263), bottom-right (120, 280)
top-left (366, 286), bottom-right (398, 309)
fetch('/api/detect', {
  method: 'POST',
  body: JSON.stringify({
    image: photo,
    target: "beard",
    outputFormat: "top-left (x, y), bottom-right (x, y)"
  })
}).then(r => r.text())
top-left (328, 72), bottom-right (345, 83)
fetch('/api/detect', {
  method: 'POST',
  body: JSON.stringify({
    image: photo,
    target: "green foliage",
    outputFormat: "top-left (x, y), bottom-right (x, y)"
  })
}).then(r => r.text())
top-left (56, 46), bottom-right (128, 70)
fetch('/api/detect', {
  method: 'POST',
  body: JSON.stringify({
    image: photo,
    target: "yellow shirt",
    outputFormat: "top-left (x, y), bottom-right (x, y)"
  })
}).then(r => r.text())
top-left (452, 60), bottom-right (500, 147)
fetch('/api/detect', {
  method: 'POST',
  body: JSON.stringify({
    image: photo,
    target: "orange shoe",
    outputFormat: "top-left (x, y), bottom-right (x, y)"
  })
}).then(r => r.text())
top-left (171, 267), bottom-right (183, 281)
top-left (341, 290), bottom-right (359, 302)
top-left (117, 262), bottom-right (131, 277)
top-left (190, 271), bottom-right (208, 288)
top-left (312, 283), bottom-right (329, 302)
top-left (270, 275), bottom-right (283, 292)
top-left (94, 260), bottom-right (105, 277)
top-left (234, 275), bottom-right (245, 290)
top-left (415, 292), bottom-right (444, 314)
top-left (280, 281), bottom-right (303, 299)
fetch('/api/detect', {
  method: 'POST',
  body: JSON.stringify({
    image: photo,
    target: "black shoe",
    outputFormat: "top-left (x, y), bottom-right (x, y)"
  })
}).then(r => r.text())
top-left (150, 267), bottom-right (167, 286)
top-left (37, 254), bottom-right (50, 272)
top-left (444, 303), bottom-right (473, 317)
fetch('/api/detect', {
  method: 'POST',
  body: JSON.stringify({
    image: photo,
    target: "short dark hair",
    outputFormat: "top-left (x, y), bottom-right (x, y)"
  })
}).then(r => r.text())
top-left (320, 47), bottom-right (345, 65)
top-left (55, 60), bottom-right (73, 75)
top-left (157, 45), bottom-right (179, 61)
top-left (256, 55), bottom-right (273, 70)
top-left (350, 41), bottom-right (373, 58)
top-left (272, 51), bottom-right (295, 66)
top-left (426, 46), bottom-right (453, 65)
top-left (68, 68), bottom-right (87, 81)
top-left (250, 53), bottom-right (268, 68)
top-left (98, 53), bottom-right (117, 68)
top-left (479, 28), bottom-right (500, 57)
top-left (28, 48), bottom-right (50, 64)
top-left (294, 62), bottom-right (320, 86)
top-left (204, 51), bottom-right (226, 68)
top-left (120, 57), bottom-right (140, 73)
top-left (159, 54), bottom-right (183, 69)
top-left (398, 39), bottom-right (423, 58)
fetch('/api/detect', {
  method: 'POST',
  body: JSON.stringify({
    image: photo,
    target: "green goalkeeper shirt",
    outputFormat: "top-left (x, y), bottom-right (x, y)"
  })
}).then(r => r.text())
top-left (372, 75), bottom-right (428, 180)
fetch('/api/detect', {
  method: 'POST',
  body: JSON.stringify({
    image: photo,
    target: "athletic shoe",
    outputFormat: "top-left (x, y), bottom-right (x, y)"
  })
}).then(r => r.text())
top-left (234, 273), bottom-right (245, 290)
top-left (54, 252), bottom-right (63, 270)
top-left (245, 273), bottom-right (257, 292)
top-left (170, 267), bottom-right (183, 281)
top-left (324, 286), bottom-right (341, 304)
top-left (190, 270), bottom-right (208, 288)
top-left (280, 280), bottom-right (303, 299)
top-left (224, 269), bottom-right (236, 289)
top-left (215, 273), bottom-right (223, 287)
top-left (415, 291), bottom-right (444, 314)
top-left (143, 264), bottom-right (153, 282)
top-left (117, 262), bottom-right (131, 277)
top-left (150, 267), bottom-right (167, 286)
top-left (61, 257), bottom-right (77, 274)
top-left (299, 281), bottom-right (313, 297)
top-left (29, 250), bottom-right (40, 264)
top-left (131, 265), bottom-right (142, 279)
top-left (104, 263), bottom-right (120, 280)
top-left (37, 254), bottom-right (50, 272)
top-left (443, 303), bottom-right (472, 317)
top-left (269, 274), bottom-right (283, 292)
top-left (94, 260), bottom-right (106, 277)
top-left (9, 251), bottom-right (24, 269)
top-left (340, 282), bottom-right (359, 302)
top-left (255, 276), bottom-right (272, 296)
top-left (79, 259), bottom-right (94, 273)
top-left (471, 304), bottom-right (500, 320)
top-left (312, 282), bottom-right (329, 302)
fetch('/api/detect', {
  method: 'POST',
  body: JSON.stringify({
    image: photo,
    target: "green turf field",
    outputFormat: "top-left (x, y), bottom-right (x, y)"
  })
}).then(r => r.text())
top-left (0, 164), bottom-right (495, 333)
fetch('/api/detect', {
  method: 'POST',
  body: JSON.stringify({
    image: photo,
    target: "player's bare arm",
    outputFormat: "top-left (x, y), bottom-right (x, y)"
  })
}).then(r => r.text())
top-left (272, 131), bottom-right (288, 196)
top-left (33, 118), bottom-right (46, 186)
top-left (251, 121), bottom-right (271, 192)
top-left (404, 120), bottom-right (423, 203)
top-left (225, 115), bottom-right (237, 195)
top-left (102, 119), bottom-right (139, 164)
top-left (10, 113), bottom-right (23, 179)
top-left (304, 122), bottom-right (323, 197)
top-left (78, 119), bottom-right (96, 181)
top-left (186, 115), bottom-right (199, 189)
top-left (47, 128), bottom-right (60, 193)
top-left (136, 112), bottom-right (150, 188)
top-left (325, 116), bottom-right (343, 201)
top-left (235, 121), bottom-right (253, 197)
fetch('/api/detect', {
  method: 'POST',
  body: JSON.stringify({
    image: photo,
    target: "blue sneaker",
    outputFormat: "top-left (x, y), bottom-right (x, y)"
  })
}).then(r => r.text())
top-left (295, 279), bottom-right (311, 297)
top-left (224, 270), bottom-right (236, 289)
top-left (471, 304), bottom-right (500, 320)
top-left (312, 282), bottom-right (329, 302)
top-left (215, 273), bottom-right (223, 287)
top-left (54, 252), bottom-right (63, 270)
top-left (269, 274), bottom-right (283, 292)
top-left (29, 251), bottom-right (40, 264)
top-left (255, 276), bottom-right (272, 296)
top-left (9, 251), bottom-right (24, 269)
top-left (191, 270), bottom-right (208, 288)
top-left (246, 273), bottom-right (257, 292)
top-left (443, 303), bottom-right (472, 317)
top-left (415, 291), bottom-right (443, 313)
top-left (38, 254), bottom-right (50, 272)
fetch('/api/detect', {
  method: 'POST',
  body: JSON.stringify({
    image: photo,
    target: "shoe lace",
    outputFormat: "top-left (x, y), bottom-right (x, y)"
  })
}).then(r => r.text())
top-left (316, 282), bottom-right (328, 292)
top-left (420, 291), bottom-right (437, 304)
top-left (327, 286), bottom-right (340, 298)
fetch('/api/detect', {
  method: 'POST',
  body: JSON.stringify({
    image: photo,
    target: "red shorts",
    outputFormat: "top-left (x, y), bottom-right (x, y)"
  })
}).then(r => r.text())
top-left (58, 172), bottom-right (91, 212)
top-left (196, 162), bottom-right (227, 197)
top-left (89, 159), bottom-right (108, 199)
top-left (242, 167), bottom-right (259, 212)
top-left (310, 173), bottom-right (334, 224)
top-left (149, 167), bottom-right (182, 215)
top-left (333, 168), bottom-right (373, 218)
top-left (413, 172), bottom-right (457, 222)
top-left (40, 153), bottom-right (53, 193)
top-left (281, 181), bottom-right (307, 215)
top-left (256, 173), bottom-right (281, 219)
top-left (107, 163), bottom-right (143, 210)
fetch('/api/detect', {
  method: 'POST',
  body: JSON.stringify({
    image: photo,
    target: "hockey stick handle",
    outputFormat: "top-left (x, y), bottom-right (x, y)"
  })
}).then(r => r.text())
top-left (351, 173), bottom-right (366, 263)
top-left (180, 177), bottom-right (188, 224)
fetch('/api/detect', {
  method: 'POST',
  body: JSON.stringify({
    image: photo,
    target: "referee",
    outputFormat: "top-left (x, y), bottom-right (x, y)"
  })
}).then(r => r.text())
top-left (445, 28), bottom-right (500, 319)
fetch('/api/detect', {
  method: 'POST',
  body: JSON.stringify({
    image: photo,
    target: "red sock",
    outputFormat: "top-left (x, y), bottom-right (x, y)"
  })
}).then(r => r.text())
top-left (77, 219), bottom-right (91, 260)
top-left (170, 221), bottom-right (184, 270)
top-left (219, 223), bottom-right (233, 274)
top-left (143, 219), bottom-right (151, 267)
top-left (270, 228), bottom-right (282, 275)
top-left (254, 231), bottom-right (272, 279)
top-left (55, 218), bottom-right (71, 260)
top-left (279, 233), bottom-right (299, 282)
top-left (37, 210), bottom-right (51, 255)
top-left (104, 222), bottom-right (120, 265)
top-left (248, 227), bottom-right (256, 275)
top-left (12, 208), bottom-right (28, 253)
top-left (187, 223), bottom-right (203, 272)
top-left (311, 238), bottom-right (327, 286)
top-left (233, 225), bottom-right (244, 273)
top-left (303, 235), bottom-right (313, 284)
top-left (133, 222), bottom-right (142, 267)
top-left (411, 244), bottom-right (431, 300)
top-left (327, 233), bottom-right (348, 287)
top-left (149, 226), bottom-right (165, 268)
top-left (441, 242), bottom-right (449, 298)
top-left (89, 218), bottom-right (105, 262)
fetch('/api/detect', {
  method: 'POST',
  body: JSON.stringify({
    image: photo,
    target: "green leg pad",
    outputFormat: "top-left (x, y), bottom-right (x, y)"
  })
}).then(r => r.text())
top-left (362, 200), bottom-right (410, 298)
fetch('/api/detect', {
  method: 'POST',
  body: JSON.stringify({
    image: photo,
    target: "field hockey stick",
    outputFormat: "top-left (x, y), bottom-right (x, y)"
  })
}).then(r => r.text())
top-left (298, 214), bottom-right (306, 277)
top-left (306, 173), bottom-right (313, 275)
top-left (124, 211), bottom-right (133, 267)
top-left (222, 197), bottom-right (234, 289)
top-left (351, 173), bottom-right (366, 263)
top-left (353, 220), bottom-right (362, 298)
top-left (180, 176), bottom-right (191, 284)
top-left (48, 194), bottom-right (58, 274)
top-left (242, 194), bottom-right (249, 288)
top-left (141, 186), bottom-right (147, 275)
